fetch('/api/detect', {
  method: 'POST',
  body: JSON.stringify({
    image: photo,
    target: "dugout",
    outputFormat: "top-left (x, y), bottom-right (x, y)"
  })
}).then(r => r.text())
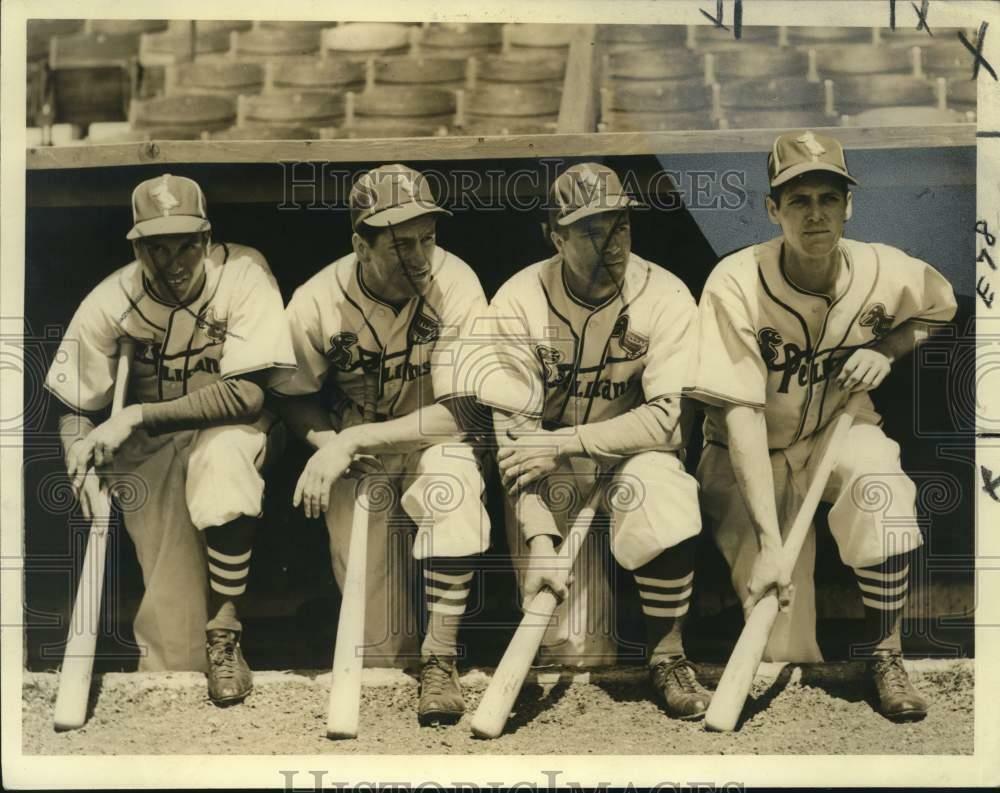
top-left (21, 130), bottom-right (976, 672)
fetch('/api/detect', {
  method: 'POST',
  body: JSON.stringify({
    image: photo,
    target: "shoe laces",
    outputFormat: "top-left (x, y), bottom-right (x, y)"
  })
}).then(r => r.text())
top-left (421, 656), bottom-right (454, 696)
top-left (655, 658), bottom-right (701, 694)
top-left (207, 632), bottom-right (240, 681)
top-left (874, 653), bottom-right (910, 695)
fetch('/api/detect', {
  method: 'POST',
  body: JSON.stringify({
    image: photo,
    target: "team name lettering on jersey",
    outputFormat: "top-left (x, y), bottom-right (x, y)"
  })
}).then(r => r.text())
top-left (756, 327), bottom-right (847, 394)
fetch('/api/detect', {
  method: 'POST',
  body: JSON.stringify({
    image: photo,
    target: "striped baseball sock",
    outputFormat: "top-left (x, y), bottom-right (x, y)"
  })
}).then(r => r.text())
top-left (421, 562), bottom-right (474, 661)
top-left (854, 553), bottom-right (910, 656)
top-left (634, 538), bottom-right (696, 666)
top-left (205, 517), bottom-right (255, 632)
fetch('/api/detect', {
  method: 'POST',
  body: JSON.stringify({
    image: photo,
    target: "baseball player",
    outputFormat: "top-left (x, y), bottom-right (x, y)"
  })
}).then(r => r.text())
top-left (688, 131), bottom-right (956, 721)
top-left (476, 163), bottom-right (711, 720)
top-left (45, 174), bottom-right (296, 705)
top-left (270, 164), bottom-right (491, 726)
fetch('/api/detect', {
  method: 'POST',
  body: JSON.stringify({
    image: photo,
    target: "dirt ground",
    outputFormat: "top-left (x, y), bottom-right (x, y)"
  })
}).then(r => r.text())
top-left (22, 661), bottom-right (973, 755)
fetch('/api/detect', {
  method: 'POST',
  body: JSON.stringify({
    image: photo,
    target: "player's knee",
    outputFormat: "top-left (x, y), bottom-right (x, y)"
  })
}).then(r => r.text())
top-left (189, 424), bottom-right (267, 476)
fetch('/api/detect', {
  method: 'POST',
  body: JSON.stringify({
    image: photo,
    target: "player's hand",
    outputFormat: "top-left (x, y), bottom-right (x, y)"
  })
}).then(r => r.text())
top-left (76, 467), bottom-right (105, 521)
top-left (743, 543), bottom-right (794, 621)
top-left (836, 349), bottom-right (891, 393)
top-left (68, 405), bottom-right (143, 494)
top-left (498, 428), bottom-right (576, 497)
top-left (293, 437), bottom-right (358, 519)
top-left (522, 535), bottom-right (575, 611)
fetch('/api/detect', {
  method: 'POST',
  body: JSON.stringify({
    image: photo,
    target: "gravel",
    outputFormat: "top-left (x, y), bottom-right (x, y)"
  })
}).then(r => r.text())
top-left (21, 661), bottom-right (973, 755)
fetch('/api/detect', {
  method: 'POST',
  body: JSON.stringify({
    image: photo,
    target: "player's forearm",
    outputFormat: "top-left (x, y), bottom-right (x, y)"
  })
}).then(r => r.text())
top-left (269, 392), bottom-right (339, 449)
top-left (492, 410), bottom-right (561, 545)
top-left (873, 320), bottom-right (935, 364)
top-left (568, 397), bottom-right (686, 465)
top-left (722, 404), bottom-right (783, 551)
top-left (141, 377), bottom-right (265, 436)
top-left (341, 403), bottom-right (462, 456)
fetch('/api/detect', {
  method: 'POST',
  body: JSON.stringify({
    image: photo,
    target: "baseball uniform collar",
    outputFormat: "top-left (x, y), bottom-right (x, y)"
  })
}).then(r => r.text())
top-left (558, 251), bottom-right (645, 312)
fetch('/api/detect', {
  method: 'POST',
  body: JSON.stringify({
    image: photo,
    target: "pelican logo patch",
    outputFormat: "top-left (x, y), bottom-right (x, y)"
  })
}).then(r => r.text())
top-left (535, 345), bottom-right (572, 388)
top-left (151, 177), bottom-right (180, 215)
top-left (611, 314), bottom-right (648, 360)
top-left (197, 306), bottom-right (228, 343)
top-left (327, 332), bottom-right (359, 370)
top-left (410, 312), bottom-right (439, 345)
top-left (859, 303), bottom-right (895, 340)
top-left (798, 131), bottom-right (826, 160)
top-left (757, 327), bottom-right (784, 367)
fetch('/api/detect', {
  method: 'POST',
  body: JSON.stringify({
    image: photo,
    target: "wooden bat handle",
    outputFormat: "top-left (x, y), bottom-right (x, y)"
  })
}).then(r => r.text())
top-left (326, 476), bottom-right (372, 739)
top-left (54, 337), bottom-right (135, 731)
top-left (704, 392), bottom-right (866, 733)
top-left (470, 479), bottom-right (605, 739)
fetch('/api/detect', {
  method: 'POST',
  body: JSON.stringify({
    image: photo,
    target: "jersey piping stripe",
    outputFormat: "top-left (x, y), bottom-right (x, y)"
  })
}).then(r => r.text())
top-left (539, 276), bottom-right (581, 424)
top-left (357, 261), bottom-right (401, 315)
top-left (758, 259), bottom-right (814, 445)
top-left (797, 246), bottom-right (856, 442)
top-left (118, 281), bottom-right (166, 333)
top-left (812, 248), bottom-right (878, 437)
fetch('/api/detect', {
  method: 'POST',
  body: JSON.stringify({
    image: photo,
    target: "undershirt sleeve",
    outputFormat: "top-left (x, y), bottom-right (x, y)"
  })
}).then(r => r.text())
top-left (141, 376), bottom-right (265, 436)
top-left (574, 396), bottom-right (685, 467)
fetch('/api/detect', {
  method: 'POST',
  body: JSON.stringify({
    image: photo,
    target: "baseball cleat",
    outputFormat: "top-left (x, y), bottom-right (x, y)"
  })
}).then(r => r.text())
top-left (418, 655), bottom-right (465, 726)
top-left (205, 628), bottom-right (253, 706)
top-left (649, 656), bottom-right (712, 721)
top-left (867, 651), bottom-right (928, 722)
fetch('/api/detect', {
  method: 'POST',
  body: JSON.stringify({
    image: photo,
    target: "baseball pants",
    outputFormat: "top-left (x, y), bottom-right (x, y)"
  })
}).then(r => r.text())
top-left (323, 441), bottom-right (490, 667)
top-left (106, 416), bottom-right (273, 672)
top-left (504, 450), bottom-right (702, 666)
top-left (698, 420), bottom-right (923, 662)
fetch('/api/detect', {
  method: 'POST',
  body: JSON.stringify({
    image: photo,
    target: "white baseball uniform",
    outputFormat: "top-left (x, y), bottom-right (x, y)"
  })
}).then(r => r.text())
top-left (477, 251), bottom-right (701, 665)
top-left (45, 242), bottom-right (296, 671)
top-left (273, 246), bottom-right (491, 666)
top-left (688, 236), bottom-right (957, 661)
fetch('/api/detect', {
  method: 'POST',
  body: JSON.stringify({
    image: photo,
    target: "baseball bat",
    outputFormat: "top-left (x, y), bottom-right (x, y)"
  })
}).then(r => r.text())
top-left (704, 392), bottom-right (867, 732)
top-left (54, 337), bottom-right (135, 731)
top-left (471, 478), bottom-right (606, 739)
top-left (326, 371), bottom-right (379, 739)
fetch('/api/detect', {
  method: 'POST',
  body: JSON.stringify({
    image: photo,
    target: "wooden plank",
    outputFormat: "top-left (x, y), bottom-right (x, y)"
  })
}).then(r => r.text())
top-left (556, 24), bottom-right (598, 134)
top-left (25, 124), bottom-right (976, 170)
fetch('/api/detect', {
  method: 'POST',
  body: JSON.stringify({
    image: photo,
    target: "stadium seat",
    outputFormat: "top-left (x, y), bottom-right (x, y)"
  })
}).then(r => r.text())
top-left (336, 118), bottom-right (449, 138)
top-left (603, 80), bottom-right (711, 114)
top-left (842, 106), bottom-right (969, 126)
top-left (597, 24), bottom-right (688, 51)
top-left (599, 110), bottom-right (716, 131)
top-left (708, 48), bottom-right (808, 82)
top-left (478, 52), bottom-right (565, 81)
top-left (814, 44), bottom-right (913, 76)
top-left (258, 21), bottom-right (338, 31)
top-left (460, 84), bottom-right (561, 132)
top-left (503, 23), bottom-right (575, 57)
top-left (47, 31), bottom-right (142, 129)
top-left (603, 50), bottom-right (705, 83)
top-left (232, 27), bottom-right (322, 59)
top-left (455, 117), bottom-right (559, 135)
top-left (237, 92), bottom-right (345, 128)
top-left (27, 19), bottom-right (84, 61)
top-left (692, 25), bottom-right (780, 49)
top-left (721, 109), bottom-right (833, 130)
top-left (86, 20), bottom-right (169, 36)
top-left (787, 26), bottom-right (873, 45)
top-left (130, 93), bottom-right (236, 136)
top-left (165, 60), bottom-right (265, 96)
top-left (418, 23), bottom-right (502, 57)
top-left (945, 78), bottom-right (976, 112)
top-left (923, 42), bottom-right (975, 78)
top-left (267, 58), bottom-right (365, 92)
top-left (349, 85), bottom-right (456, 127)
top-left (321, 23), bottom-right (411, 59)
top-left (375, 55), bottom-right (468, 87)
top-left (831, 74), bottom-right (936, 115)
top-left (138, 28), bottom-right (235, 98)
top-left (718, 76), bottom-right (826, 113)
top-left (208, 124), bottom-right (321, 140)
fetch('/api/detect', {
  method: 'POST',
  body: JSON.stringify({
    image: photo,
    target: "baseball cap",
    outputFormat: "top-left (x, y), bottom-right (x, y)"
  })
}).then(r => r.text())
top-left (768, 130), bottom-right (859, 188)
top-left (126, 174), bottom-right (211, 240)
top-left (349, 164), bottom-right (452, 230)
top-left (550, 163), bottom-right (640, 227)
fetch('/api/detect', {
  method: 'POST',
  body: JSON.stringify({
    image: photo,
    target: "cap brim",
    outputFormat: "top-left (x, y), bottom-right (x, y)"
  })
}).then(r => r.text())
top-left (770, 162), bottom-right (859, 188)
top-left (358, 203), bottom-right (452, 229)
top-left (556, 194), bottom-right (641, 226)
top-left (127, 216), bottom-right (211, 240)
